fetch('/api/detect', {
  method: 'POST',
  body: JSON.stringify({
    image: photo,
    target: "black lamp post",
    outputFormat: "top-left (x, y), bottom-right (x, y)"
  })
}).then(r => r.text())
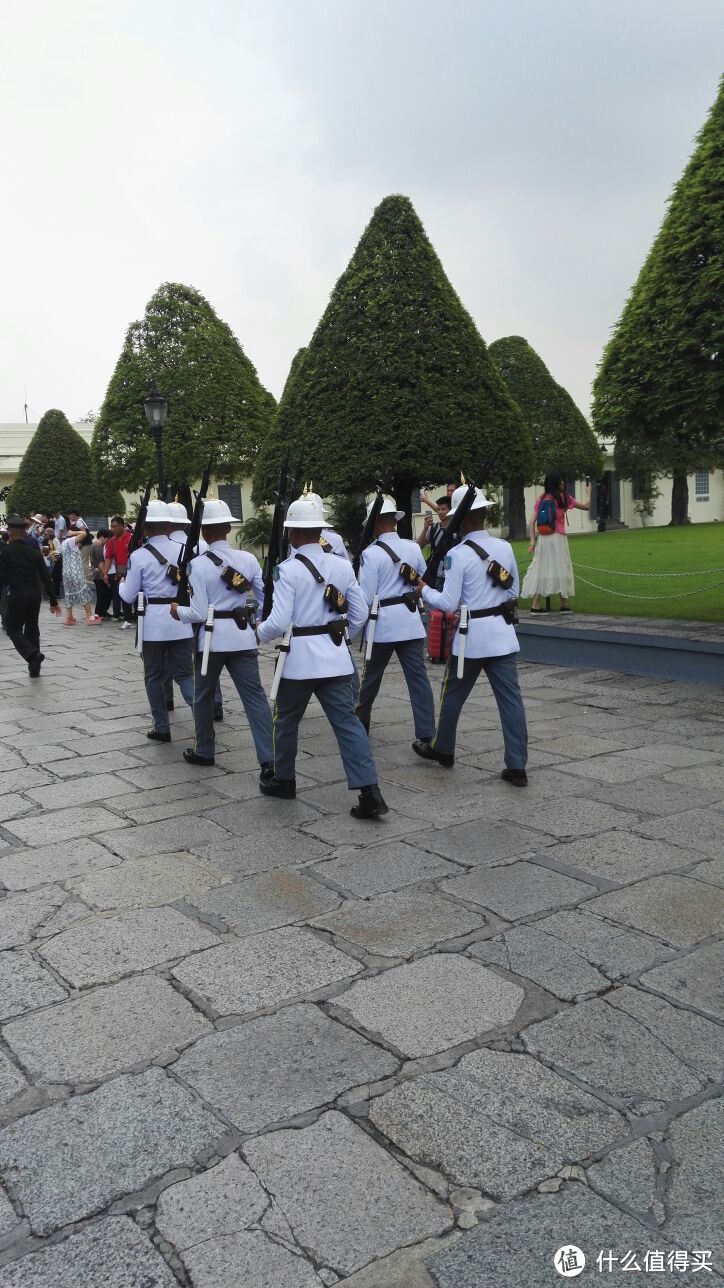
top-left (143, 384), bottom-right (168, 499)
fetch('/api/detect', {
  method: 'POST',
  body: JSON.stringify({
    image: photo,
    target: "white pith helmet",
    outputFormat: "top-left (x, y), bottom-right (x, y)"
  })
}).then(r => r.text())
top-left (202, 499), bottom-right (242, 526)
top-left (145, 500), bottom-right (171, 523)
top-left (448, 484), bottom-right (489, 515)
top-left (167, 501), bottom-right (192, 526)
top-left (284, 494), bottom-right (326, 529)
top-left (366, 495), bottom-right (404, 522)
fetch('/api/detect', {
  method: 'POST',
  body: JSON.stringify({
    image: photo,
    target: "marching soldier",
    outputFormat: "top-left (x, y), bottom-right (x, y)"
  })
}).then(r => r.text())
top-left (415, 484), bottom-right (528, 785)
top-left (355, 496), bottom-right (436, 744)
top-left (164, 501), bottom-right (224, 722)
top-left (171, 499), bottom-right (273, 778)
top-left (257, 493), bottom-right (388, 819)
top-left (0, 515), bottom-right (61, 675)
top-left (119, 500), bottom-right (194, 742)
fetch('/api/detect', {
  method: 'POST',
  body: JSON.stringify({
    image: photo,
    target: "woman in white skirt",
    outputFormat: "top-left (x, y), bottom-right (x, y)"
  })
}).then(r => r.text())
top-left (522, 473), bottom-right (591, 612)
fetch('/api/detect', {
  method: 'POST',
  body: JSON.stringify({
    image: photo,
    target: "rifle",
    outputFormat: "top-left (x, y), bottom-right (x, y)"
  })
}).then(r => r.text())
top-left (421, 451), bottom-right (500, 587)
top-left (261, 451), bottom-right (289, 620)
top-left (352, 472), bottom-right (391, 577)
top-left (176, 459), bottom-right (212, 607)
top-left (279, 455), bottom-right (303, 564)
top-left (127, 481), bottom-right (153, 556)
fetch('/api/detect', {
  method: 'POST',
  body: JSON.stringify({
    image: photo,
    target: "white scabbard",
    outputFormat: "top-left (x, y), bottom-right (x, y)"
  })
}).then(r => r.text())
top-left (364, 595), bottom-right (380, 661)
top-left (200, 606), bottom-right (215, 677)
top-left (135, 592), bottom-right (145, 655)
top-left (269, 625), bottom-right (293, 702)
top-left (456, 604), bottom-right (469, 679)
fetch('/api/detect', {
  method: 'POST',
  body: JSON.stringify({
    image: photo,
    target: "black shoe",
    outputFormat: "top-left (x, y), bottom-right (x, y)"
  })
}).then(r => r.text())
top-left (412, 740), bottom-right (454, 768)
top-left (259, 776), bottom-right (296, 799)
top-left (28, 652), bottom-right (45, 678)
top-left (259, 761), bottom-right (274, 783)
top-left (166, 698), bottom-right (175, 711)
top-left (350, 784), bottom-right (389, 820)
top-left (501, 767), bottom-right (528, 787)
top-left (530, 606), bottom-right (548, 614)
top-left (183, 748), bottom-right (215, 766)
top-left (213, 703), bottom-right (224, 722)
top-left (560, 605), bottom-right (572, 612)
top-left (147, 730), bottom-right (171, 743)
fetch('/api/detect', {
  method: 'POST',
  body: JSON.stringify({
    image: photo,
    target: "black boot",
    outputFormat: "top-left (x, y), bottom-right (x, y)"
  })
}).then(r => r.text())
top-left (28, 652), bottom-right (45, 678)
top-left (259, 761), bottom-right (274, 783)
top-left (412, 740), bottom-right (454, 768)
top-left (166, 698), bottom-right (175, 711)
top-left (147, 729), bottom-right (171, 743)
top-left (501, 767), bottom-right (528, 787)
top-left (350, 784), bottom-right (389, 819)
top-left (184, 748), bottom-right (215, 767)
top-left (259, 776), bottom-right (296, 799)
top-left (213, 703), bottom-right (224, 722)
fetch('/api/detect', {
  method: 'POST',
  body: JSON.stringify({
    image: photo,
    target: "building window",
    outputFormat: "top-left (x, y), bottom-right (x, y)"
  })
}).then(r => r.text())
top-left (217, 484), bottom-right (243, 520)
top-left (694, 470), bottom-right (710, 502)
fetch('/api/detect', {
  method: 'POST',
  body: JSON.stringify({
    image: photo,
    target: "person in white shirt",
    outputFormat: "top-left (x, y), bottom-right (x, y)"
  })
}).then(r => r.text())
top-left (256, 493), bottom-right (387, 819)
top-left (355, 496), bottom-right (435, 744)
top-left (416, 484), bottom-right (528, 786)
top-left (172, 499), bottom-right (272, 778)
top-left (119, 500), bottom-right (194, 742)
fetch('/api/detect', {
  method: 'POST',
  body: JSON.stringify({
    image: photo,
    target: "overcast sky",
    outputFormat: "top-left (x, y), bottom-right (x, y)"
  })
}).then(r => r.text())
top-left (1, 0), bottom-right (721, 425)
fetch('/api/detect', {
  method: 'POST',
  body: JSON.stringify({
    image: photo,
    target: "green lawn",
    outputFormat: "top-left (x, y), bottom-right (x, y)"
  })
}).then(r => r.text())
top-left (511, 523), bottom-right (724, 623)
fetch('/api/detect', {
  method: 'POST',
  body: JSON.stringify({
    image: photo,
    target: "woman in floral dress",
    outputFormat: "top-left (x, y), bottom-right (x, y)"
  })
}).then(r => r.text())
top-left (61, 528), bottom-right (100, 625)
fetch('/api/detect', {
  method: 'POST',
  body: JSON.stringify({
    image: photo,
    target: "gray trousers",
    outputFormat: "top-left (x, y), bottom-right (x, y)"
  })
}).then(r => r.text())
top-left (143, 639), bottom-right (194, 733)
top-left (434, 652), bottom-right (528, 769)
top-left (356, 638), bottom-right (435, 740)
top-left (274, 675), bottom-right (378, 789)
top-left (194, 650), bottom-right (272, 764)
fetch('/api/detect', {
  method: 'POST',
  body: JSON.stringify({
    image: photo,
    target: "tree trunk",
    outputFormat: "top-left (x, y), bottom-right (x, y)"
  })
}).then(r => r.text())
top-left (669, 470), bottom-right (689, 525)
top-left (393, 477), bottom-right (415, 539)
top-left (506, 477), bottom-right (528, 541)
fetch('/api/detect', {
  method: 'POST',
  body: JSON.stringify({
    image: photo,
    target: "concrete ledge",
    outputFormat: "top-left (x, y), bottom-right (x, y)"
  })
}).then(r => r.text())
top-left (517, 617), bottom-right (724, 685)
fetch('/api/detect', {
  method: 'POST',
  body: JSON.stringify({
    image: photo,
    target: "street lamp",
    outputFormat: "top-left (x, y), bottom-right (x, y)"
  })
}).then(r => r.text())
top-left (143, 384), bottom-right (168, 499)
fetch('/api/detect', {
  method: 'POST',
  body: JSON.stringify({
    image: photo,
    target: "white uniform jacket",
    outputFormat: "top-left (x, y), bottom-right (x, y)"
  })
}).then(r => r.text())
top-left (257, 542), bottom-right (367, 680)
top-left (119, 537), bottom-right (192, 643)
top-left (320, 528), bottom-right (350, 560)
top-left (176, 541), bottom-right (264, 653)
top-left (359, 532), bottom-right (426, 644)
top-left (421, 534), bottom-right (519, 659)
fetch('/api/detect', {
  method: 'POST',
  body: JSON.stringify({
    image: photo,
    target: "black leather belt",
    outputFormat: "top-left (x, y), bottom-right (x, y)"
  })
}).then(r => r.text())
top-left (380, 594), bottom-right (418, 610)
top-left (146, 596), bottom-right (175, 604)
top-left (470, 604), bottom-right (513, 619)
top-left (293, 618), bottom-right (348, 637)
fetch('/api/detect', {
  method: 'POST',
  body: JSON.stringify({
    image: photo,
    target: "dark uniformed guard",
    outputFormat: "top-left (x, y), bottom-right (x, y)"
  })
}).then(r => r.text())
top-left (0, 515), bottom-right (61, 675)
top-left (416, 484), bottom-right (529, 785)
top-left (119, 500), bottom-right (194, 742)
top-left (171, 498), bottom-right (273, 778)
top-left (257, 493), bottom-right (388, 819)
top-left (355, 495), bottom-right (436, 744)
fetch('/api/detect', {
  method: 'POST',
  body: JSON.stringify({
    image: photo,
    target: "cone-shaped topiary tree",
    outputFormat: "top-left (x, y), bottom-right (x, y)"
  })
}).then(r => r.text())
top-left (92, 282), bottom-right (274, 495)
top-left (593, 79), bottom-right (724, 525)
top-left (9, 410), bottom-right (123, 518)
top-left (489, 336), bottom-right (603, 538)
top-left (253, 196), bottom-right (530, 535)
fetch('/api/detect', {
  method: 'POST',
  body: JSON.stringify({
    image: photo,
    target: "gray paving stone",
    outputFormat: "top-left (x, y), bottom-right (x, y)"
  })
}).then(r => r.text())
top-left (187, 868), bottom-right (340, 935)
top-left (0, 1068), bottom-right (226, 1236)
top-left (635, 807), bottom-right (724, 857)
top-left (584, 776), bottom-right (722, 816)
top-left (0, 951), bottom-right (67, 1019)
top-left (0, 768), bottom-right (52, 796)
top-left (499, 794), bottom-right (639, 837)
top-left (309, 841), bottom-right (460, 896)
top-left (38, 906), bottom-right (219, 986)
top-left (370, 1048), bottom-right (625, 1201)
top-left (585, 875), bottom-right (724, 947)
top-left (172, 926), bottom-right (362, 1016)
top-left (195, 830), bottom-right (333, 879)
top-left (52, 750), bottom-right (146, 776)
top-left (441, 860), bottom-right (595, 918)
top-left (0, 1216), bottom-right (178, 1287)
top-left (206, 796), bottom-right (321, 832)
top-left (411, 819), bottom-right (556, 866)
top-left (116, 761), bottom-right (223, 790)
top-left (3, 806), bottom-right (127, 847)
top-left (690, 854), bottom-right (724, 887)
top-left (69, 851), bottom-right (231, 910)
top-left (624, 742), bottom-right (720, 767)
top-left (528, 829), bottom-right (700, 884)
top-left (23, 774), bottom-right (123, 811)
top-left (97, 815), bottom-right (231, 858)
top-left (245, 1111), bottom-right (450, 1276)
top-left (182, 1231), bottom-right (324, 1288)
top-left (587, 1139), bottom-right (659, 1221)
top-left (338, 955), bottom-right (524, 1056)
top-left (470, 924), bottom-right (608, 998)
top-left (662, 762), bottom-right (724, 795)
top-left (4, 975), bottom-right (211, 1082)
top-left (553, 752), bottom-right (664, 784)
top-left (312, 889), bottom-right (485, 956)
top-left (535, 732), bottom-right (634, 758)
top-left (176, 1003), bottom-right (397, 1131)
top-left (0, 887), bottom-right (66, 948)
top-left (0, 1050), bottom-right (26, 1107)
top-left (608, 985), bottom-right (724, 1083)
top-left (523, 995), bottom-right (706, 1105)
top-left (156, 1153), bottom-right (267, 1249)
top-left (527, 909), bottom-right (671, 980)
top-left (0, 797), bottom-right (35, 825)
top-left (666, 1099), bottom-right (724, 1256)
top-left (0, 839), bottom-right (122, 891)
top-left (425, 1184), bottom-right (661, 1287)
top-left (640, 941), bottom-right (724, 1020)
top-left (302, 810), bottom-right (427, 847)
top-left (0, 1184), bottom-right (24, 1249)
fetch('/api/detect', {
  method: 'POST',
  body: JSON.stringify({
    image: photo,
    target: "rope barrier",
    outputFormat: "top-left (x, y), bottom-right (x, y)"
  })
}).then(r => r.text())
top-left (568, 573), bottom-right (724, 601)
top-left (570, 563), bottom-right (724, 578)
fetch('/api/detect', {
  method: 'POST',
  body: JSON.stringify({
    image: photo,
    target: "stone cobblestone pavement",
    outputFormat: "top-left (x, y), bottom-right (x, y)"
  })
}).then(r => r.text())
top-left (0, 618), bottom-right (722, 1285)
